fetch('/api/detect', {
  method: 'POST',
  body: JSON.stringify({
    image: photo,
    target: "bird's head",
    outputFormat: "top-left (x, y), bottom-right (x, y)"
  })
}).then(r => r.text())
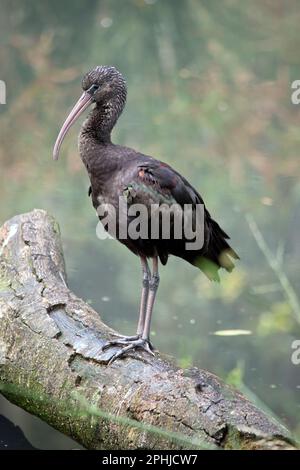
top-left (53, 65), bottom-right (127, 160)
top-left (82, 65), bottom-right (127, 105)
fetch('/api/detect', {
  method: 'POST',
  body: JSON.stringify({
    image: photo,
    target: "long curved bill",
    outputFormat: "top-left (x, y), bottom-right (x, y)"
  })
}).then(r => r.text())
top-left (53, 92), bottom-right (93, 160)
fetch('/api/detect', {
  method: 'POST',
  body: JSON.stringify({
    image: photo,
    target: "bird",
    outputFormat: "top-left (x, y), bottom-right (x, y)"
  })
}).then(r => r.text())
top-left (53, 65), bottom-right (239, 363)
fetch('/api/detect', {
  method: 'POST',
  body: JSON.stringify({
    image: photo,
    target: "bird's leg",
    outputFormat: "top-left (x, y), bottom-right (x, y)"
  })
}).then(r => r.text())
top-left (103, 256), bottom-right (159, 364)
top-left (136, 256), bottom-right (151, 336)
top-left (102, 256), bottom-right (151, 348)
top-left (142, 256), bottom-right (159, 344)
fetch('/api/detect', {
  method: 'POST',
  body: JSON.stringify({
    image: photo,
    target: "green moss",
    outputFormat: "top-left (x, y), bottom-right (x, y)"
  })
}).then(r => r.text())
top-left (223, 426), bottom-right (242, 450)
top-left (52, 219), bottom-right (61, 235)
top-left (0, 267), bottom-right (12, 291)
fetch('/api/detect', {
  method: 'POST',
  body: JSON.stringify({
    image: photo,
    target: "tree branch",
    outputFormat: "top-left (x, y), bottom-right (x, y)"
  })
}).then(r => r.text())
top-left (0, 210), bottom-right (296, 450)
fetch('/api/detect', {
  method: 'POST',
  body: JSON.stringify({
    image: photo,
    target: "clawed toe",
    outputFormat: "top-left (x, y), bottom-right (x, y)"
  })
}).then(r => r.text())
top-left (110, 333), bottom-right (140, 342)
top-left (102, 338), bottom-right (133, 350)
top-left (102, 338), bottom-right (155, 364)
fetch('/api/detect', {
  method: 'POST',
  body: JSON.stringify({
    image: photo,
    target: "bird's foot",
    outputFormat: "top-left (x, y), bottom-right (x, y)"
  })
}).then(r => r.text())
top-left (107, 333), bottom-right (156, 351)
top-left (102, 337), bottom-right (155, 364)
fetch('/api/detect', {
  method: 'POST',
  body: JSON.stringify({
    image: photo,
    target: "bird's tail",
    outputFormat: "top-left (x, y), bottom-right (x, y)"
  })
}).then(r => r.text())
top-left (193, 219), bottom-right (239, 281)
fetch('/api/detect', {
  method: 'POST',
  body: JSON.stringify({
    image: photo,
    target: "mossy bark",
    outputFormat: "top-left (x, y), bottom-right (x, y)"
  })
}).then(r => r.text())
top-left (0, 210), bottom-right (297, 450)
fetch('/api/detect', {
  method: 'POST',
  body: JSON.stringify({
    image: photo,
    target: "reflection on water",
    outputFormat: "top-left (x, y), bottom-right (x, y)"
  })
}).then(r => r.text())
top-left (0, 0), bottom-right (300, 447)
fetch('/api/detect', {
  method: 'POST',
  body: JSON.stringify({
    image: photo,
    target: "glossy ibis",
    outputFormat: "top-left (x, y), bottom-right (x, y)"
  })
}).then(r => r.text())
top-left (53, 66), bottom-right (238, 363)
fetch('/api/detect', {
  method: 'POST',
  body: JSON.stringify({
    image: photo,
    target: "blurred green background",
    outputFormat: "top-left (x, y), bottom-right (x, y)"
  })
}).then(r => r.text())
top-left (0, 0), bottom-right (299, 449)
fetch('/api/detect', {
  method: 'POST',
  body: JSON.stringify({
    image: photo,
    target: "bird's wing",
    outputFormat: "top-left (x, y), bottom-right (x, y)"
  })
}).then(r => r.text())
top-left (133, 160), bottom-right (203, 207)
top-left (122, 157), bottom-right (239, 278)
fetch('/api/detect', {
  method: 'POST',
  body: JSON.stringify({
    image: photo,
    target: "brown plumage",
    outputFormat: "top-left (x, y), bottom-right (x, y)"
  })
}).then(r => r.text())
top-left (53, 65), bottom-right (239, 362)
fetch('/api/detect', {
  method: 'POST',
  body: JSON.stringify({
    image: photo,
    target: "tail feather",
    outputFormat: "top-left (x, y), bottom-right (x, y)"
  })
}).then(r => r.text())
top-left (193, 219), bottom-right (239, 281)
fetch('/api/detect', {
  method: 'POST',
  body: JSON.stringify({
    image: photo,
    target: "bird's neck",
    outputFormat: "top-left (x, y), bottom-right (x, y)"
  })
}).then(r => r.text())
top-left (79, 90), bottom-right (126, 180)
top-left (81, 95), bottom-right (125, 144)
top-left (79, 97), bottom-right (126, 182)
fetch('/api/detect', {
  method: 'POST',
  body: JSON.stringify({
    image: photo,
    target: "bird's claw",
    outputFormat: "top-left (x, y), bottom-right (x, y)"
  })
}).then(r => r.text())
top-left (102, 337), bottom-right (155, 364)
top-left (110, 333), bottom-right (140, 341)
top-left (104, 334), bottom-right (156, 351)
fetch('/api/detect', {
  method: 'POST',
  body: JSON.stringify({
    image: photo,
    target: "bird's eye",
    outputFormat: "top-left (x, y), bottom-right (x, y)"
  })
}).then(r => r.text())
top-left (87, 84), bottom-right (100, 95)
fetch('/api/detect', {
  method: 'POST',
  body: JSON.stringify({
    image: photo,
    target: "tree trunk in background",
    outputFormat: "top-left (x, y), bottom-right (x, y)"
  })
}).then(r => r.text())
top-left (0, 210), bottom-right (296, 450)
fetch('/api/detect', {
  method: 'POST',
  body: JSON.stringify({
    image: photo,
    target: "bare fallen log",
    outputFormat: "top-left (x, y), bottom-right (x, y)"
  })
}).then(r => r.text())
top-left (0, 210), bottom-right (296, 450)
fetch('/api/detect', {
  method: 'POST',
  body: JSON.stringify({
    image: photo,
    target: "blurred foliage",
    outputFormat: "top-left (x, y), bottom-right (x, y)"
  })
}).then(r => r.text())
top-left (0, 0), bottom-right (300, 446)
top-left (257, 302), bottom-right (294, 336)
